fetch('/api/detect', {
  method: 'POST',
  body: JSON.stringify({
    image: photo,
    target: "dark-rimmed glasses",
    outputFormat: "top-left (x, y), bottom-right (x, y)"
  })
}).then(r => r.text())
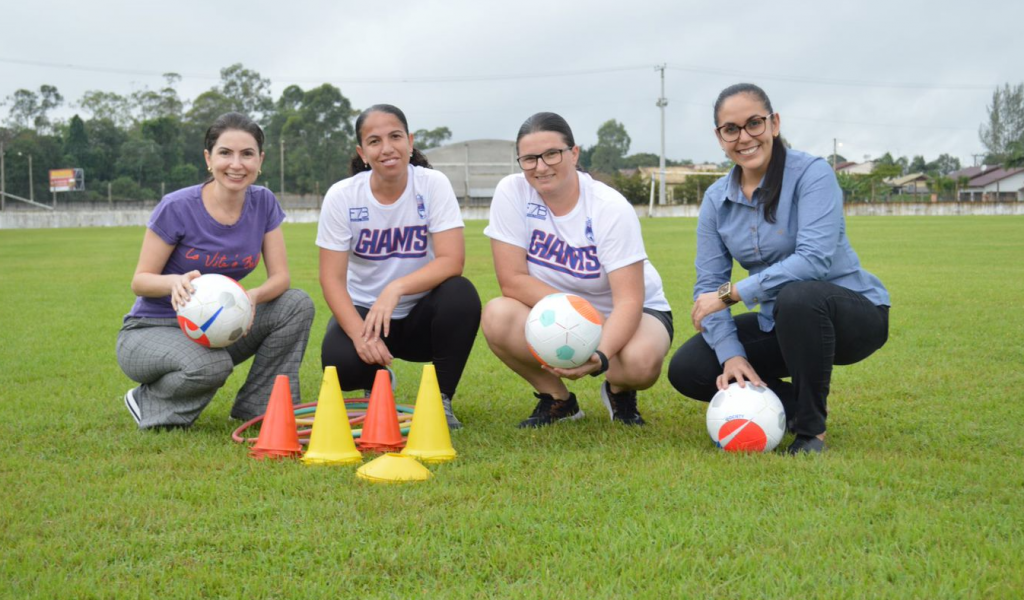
top-left (715, 114), bottom-right (774, 142)
top-left (517, 147), bottom-right (572, 170)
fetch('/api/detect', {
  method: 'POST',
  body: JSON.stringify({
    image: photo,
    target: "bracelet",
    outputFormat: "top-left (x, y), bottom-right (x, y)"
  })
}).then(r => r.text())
top-left (589, 350), bottom-right (609, 377)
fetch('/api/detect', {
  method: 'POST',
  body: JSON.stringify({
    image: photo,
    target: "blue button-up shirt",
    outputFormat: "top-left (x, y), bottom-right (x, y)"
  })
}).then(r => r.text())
top-left (696, 148), bottom-right (890, 364)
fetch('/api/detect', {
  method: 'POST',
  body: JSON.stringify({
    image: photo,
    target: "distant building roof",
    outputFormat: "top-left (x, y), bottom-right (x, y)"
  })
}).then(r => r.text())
top-left (949, 165), bottom-right (999, 181)
top-left (833, 161), bottom-right (856, 171)
top-left (884, 173), bottom-right (929, 186)
top-left (965, 167), bottom-right (1024, 188)
top-left (637, 166), bottom-right (728, 185)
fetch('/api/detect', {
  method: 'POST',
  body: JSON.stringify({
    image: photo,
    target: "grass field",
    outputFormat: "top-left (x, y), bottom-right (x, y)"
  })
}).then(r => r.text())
top-left (1, 216), bottom-right (1022, 599)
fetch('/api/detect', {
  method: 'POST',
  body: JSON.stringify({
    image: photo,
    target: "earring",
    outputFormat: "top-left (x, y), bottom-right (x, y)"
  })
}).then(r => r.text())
top-left (207, 166), bottom-right (212, 173)
top-left (364, 163), bottom-right (369, 169)
top-left (258, 169), bottom-right (263, 176)
top-left (409, 151), bottom-right (414, 158)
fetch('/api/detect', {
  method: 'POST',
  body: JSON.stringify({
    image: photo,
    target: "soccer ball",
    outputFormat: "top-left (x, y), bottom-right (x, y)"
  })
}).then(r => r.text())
top-left (176, 274), bottom-right (253, 348)
top-left (706, 383), bottom-right (786, 452)
top-left (524, 293), bottom-right (603, 369)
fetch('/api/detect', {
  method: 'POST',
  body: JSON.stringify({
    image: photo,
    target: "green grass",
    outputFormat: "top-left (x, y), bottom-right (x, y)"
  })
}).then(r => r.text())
top-left (1, 217), bottom-right (1022, 599)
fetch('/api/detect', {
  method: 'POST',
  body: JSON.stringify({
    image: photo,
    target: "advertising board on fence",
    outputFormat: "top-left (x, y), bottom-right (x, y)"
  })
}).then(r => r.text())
top-left (49, 169), bottom-right (85, 192)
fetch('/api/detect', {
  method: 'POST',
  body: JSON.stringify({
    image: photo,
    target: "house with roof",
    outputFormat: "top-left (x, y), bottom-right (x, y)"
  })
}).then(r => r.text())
top-left (959, 167), bottom-right (1024, 202)
top-left (884, 173), bottom-right (930, 195)
top-left (836, 160), bottom-right (876, 175)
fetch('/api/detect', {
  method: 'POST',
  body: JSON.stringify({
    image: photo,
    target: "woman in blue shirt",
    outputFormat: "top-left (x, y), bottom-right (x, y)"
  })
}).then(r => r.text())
top-left (667, 83), bottom-right (890, 454)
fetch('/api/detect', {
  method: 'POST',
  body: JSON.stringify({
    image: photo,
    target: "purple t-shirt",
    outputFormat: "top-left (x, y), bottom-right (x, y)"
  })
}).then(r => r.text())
top-left (126, 184), bottom-right (286, 320)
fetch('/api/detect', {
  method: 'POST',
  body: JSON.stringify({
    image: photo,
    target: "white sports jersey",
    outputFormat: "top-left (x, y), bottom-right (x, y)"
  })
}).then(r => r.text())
top-left (484, 171), bottom-right (670, 316)
top-left (317, 165), bottom-right (464, 319)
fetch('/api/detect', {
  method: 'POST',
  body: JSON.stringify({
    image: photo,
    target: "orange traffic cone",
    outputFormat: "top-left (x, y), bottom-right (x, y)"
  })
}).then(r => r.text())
top-left (402, 364), bottom-right (456, 463)
top-left (302, 367), bottom-right (362, 465)
top-left (358, 368), bottom-right (405, 452)
top-left (250, 375), bottom-right (302, 459)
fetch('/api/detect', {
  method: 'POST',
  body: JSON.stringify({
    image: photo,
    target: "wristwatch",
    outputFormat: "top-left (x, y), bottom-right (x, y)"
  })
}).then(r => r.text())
top-left (717, 282), bottom-right (738, 307)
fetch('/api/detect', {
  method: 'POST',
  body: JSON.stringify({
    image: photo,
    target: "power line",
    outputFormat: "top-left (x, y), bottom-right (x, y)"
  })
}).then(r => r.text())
top-left (666, 63), bottom-right (994, 91)
top-left (2, 56), bottom-right (999, 90)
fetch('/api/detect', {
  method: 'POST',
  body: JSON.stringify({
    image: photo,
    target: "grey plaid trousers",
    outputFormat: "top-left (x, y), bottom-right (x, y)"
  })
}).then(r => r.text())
top-left (116, 288), bottom-right (315, 429)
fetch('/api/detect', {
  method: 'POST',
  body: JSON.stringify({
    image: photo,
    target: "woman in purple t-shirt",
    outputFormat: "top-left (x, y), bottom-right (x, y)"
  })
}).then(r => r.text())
top-left (116, 112), bottom-right (314, 430)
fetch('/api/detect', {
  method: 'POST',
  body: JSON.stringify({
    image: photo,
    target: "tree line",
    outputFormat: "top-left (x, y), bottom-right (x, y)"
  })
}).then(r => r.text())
top-left (0, 64), bottom-right (452, 202)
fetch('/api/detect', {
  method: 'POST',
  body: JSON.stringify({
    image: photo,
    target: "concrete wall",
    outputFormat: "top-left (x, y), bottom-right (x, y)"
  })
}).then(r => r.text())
top-left (3, 202), bottom-right (1023, 230)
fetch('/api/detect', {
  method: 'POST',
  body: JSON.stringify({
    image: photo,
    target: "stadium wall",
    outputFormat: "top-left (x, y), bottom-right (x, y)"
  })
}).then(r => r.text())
top-left (2, 202), bottom-right (1023, 230)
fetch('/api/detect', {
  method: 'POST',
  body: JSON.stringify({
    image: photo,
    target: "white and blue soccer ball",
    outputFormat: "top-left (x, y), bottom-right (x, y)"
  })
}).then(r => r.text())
top-left (524, 293), bottom-right (603, 369)
top-left (176, 273), bottom-right (253, 349)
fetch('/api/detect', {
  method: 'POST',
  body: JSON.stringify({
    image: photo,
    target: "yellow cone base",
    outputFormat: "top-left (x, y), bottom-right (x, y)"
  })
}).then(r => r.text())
top-left (356, 453), bottom-right (432, 483)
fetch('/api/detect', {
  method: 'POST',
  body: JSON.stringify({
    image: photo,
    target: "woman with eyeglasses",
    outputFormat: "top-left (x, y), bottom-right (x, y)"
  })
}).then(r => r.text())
top-left (667, 83), bottom-right (890, 453)
top-left (317, 104), bottom-right (480, 430)
top-left (482, 112), bottom-right (673, 429)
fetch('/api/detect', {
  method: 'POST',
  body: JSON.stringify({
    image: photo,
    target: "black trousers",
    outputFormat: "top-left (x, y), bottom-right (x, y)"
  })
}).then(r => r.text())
top-left (321, 276), bottom-right (481, 399)
top-left (668, 281), bottom-right (889, 436)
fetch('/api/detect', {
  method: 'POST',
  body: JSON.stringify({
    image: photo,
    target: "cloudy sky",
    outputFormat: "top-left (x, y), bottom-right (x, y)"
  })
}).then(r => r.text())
top-left (2, 0), bottom-right (1020, 167)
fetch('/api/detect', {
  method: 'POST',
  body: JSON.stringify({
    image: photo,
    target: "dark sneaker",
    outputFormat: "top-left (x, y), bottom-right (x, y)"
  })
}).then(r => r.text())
top-left (517, 392), bottom-right (584, 429)
top-left (787, 435), bottom-right (826, 455)
top-left (124, 388), bottom-right (142, 427)
top-left (600, 381), bottom-right (646, 426)
top-left (363, 366), bottom-right (397, 397)
top-left (441, 393), bottom-right (462, 430)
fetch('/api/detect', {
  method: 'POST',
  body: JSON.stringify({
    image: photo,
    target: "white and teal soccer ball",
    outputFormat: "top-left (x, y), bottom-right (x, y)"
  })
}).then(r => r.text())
top-left (706, 383), bottom-right (786, 452)
top-left (524, 293), bottom-right (603, 369)
top-left (176, 274), bottom-right (253, 348)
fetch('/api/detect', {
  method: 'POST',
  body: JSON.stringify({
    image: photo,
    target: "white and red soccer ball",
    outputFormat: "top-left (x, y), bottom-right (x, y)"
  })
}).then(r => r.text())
top-left (176, 273), bottom-right (253, 348)
top-left (525, 293), bottom-right (604, 369)
top-left (706, 383), bottom-right (787, 453)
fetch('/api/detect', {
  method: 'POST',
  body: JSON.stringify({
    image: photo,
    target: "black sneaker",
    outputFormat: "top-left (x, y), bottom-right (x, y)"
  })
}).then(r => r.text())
top-left (787, 435), bottom-right (826, 455)
top-left (517, 392), bottom-right (584, 429)
top-left (600, 381), bottom-right (646, 426)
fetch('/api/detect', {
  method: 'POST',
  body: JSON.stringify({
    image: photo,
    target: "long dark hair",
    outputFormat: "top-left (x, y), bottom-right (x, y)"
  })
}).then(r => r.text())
top-left (204, 112), bottom-right (265, 184)
top-left (714, 83), bottom-right (787, 223)
top-left (349, 104), bottom-right (432, 176)
top-left (516, 112), bottom-right (584, 172)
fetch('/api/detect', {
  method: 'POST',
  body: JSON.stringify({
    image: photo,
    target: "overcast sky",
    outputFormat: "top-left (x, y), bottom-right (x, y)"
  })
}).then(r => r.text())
top-left (2, 0), bottom-right (1021, 167)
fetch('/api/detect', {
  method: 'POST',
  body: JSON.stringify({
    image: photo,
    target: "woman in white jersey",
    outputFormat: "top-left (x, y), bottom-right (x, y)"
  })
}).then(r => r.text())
top-left (317, 104), bottom-right (480, 430)
top-left (482, 112), bottom-right (673, 428)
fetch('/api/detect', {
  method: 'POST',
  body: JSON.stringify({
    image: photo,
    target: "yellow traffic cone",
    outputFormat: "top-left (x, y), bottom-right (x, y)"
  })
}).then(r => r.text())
top-left (302, 367), bottom-right (362, 466)
top-left (401, 364), bottom-right (457, 463)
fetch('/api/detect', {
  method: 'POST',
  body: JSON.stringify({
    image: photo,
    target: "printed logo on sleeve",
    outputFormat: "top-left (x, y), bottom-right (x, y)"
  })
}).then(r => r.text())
top-left (415, 194), bottom-right (427, 220)
top-left (349, 207), bottom-right (370, 222)
top-left (526, 203), bottom-right (549, 220)
top-left (527, 229), bottom-right (601, 279)
top-left (585, 217), bottom-right (595, 244)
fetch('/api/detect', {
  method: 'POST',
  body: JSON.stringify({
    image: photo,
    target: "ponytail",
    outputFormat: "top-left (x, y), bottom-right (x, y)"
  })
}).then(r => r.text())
top-left (760, 136), bottom-right (787, 224)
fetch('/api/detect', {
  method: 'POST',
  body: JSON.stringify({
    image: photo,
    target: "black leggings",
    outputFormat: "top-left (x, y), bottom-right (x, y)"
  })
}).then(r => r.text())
top-left (668, 281), bottom-right (889, 437)
top-left (321, 276), bottom-right (481, 399)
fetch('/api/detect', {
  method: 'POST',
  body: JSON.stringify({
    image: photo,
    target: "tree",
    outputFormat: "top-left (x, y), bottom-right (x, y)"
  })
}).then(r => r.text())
top-left (908, 155), bottom-right (927, 174)
top-left (980, 83), bottom-right (1024, 164)
top-left (590, 119), bottom-right (631, 173)
top-left (63, 115), bottom-right (90, 166)
top-left (3, 87), bottom-right (61, 131)
top-left (219, 63), bottom-right (274, 120)
top-left (117, 138), bottom-right (163, 187)
top-left (78, 90), bottom-right (132, 128)
top-left (413, 126), bottom-right (452, 151)
top-left (925, 153), bottom-right (961, 176)
top-left (674, 174), bottom-right (720, 204)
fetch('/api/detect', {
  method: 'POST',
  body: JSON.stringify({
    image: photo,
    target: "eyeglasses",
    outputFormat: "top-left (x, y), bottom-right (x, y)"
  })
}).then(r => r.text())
top-left (517, 147), bottom-right (572, 170)
top-left (715, 114), bottom-right (774, 142)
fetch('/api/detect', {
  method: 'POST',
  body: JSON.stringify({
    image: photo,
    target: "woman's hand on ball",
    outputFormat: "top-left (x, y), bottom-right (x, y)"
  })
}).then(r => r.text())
top-left (718, 356), bottom-right (765, 390)
top-left (544, 352), bottom-right (602, 380)
top-left (170, 270), bottom-right (201, 310)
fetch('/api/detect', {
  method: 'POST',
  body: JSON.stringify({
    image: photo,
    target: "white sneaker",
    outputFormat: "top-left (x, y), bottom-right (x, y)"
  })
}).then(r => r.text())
top-left (124, 388), bottom-right (142, 426)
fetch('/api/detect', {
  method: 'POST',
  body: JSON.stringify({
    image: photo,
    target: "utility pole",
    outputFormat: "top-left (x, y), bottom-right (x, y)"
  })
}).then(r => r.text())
top-left (971, 153), bottom-right (985, 167)
top-left (28, 154), bottom-right (34, 202)
top-left (655, 64), bottom-right (668, 209)
top-left (832, 138), bottom-right (837, 169)
top-left (280, 138), bottom-right (285, 196)
top-left (1, 140), bottom-right (5, 212)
